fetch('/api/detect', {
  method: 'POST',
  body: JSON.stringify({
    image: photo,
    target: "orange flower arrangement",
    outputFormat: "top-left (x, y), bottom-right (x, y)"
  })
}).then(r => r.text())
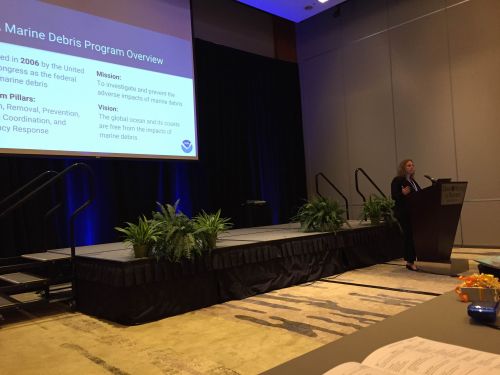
top-left (455, 273), bottom-right (500, 302)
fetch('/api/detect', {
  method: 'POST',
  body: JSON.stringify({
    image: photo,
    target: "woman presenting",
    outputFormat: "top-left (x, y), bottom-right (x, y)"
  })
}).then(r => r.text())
top-left (391, 159), bottom-right (421, 271)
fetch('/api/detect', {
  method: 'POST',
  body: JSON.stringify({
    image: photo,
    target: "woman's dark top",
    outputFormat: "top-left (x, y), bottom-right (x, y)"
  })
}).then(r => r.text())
top-left (391, 175), bottom-right (421, 218)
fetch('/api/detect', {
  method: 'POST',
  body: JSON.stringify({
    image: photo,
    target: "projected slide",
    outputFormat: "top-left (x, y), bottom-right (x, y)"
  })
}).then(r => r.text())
top-left (0, 0), bottom-right (197, 159)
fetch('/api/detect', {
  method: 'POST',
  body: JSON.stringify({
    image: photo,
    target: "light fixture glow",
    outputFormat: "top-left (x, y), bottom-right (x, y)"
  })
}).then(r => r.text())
top-left (318, 0), bottom-right (329, 3)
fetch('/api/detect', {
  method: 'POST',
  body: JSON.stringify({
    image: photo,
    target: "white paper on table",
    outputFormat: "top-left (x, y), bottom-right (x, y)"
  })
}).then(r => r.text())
top-left (362, 337), bottom-right (500, 375)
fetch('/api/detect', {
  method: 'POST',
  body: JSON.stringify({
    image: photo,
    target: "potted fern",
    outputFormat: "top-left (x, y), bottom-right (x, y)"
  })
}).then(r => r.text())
top-left (115, 215), bottom-right (160, 258)
top-left (193, 209), bottom-right (232, 250)
top-left (151, 201), bottom-right (204, 262)
top-left (294, 196), bottom-right (346, 233)
top-left (361, 195), bottom-right (396, 225)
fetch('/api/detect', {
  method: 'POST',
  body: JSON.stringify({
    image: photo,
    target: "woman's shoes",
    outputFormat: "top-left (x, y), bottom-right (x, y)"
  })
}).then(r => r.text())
top-left (405, 263), bottom-right (418, 271)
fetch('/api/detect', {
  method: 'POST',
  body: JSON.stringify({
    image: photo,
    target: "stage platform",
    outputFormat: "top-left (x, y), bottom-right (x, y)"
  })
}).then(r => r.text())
top-left (49, 222), bottom-right (403, 325)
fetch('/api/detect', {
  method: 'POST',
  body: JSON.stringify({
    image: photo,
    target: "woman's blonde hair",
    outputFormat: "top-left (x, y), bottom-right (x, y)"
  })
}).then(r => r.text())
top-left (397, 159), bottom-right (414, 177)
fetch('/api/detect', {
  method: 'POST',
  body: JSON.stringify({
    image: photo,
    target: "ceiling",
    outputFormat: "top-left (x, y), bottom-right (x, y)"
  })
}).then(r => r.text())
top-left (236, 0), bottom-right (346, 23)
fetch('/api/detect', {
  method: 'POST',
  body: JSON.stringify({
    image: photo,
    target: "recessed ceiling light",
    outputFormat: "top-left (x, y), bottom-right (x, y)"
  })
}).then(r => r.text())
top-left (318, 0), bottom-right (329, 3)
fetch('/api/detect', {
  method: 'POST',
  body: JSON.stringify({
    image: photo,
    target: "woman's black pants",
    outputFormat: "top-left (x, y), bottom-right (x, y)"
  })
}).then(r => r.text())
top-left (397, 214), bottom-right (416, 263)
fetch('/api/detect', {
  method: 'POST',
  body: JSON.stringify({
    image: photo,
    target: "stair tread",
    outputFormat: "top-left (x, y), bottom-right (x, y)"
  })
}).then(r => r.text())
top-left (0, 272), bottom-right (47, 284)
top-left (22, 252), bottom-right (71, 262)
top-left (0, 294), bottom-right (17, 308)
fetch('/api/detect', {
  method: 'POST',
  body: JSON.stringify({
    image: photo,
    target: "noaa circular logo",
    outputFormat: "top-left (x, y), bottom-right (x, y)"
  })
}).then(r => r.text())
top-left (181, 139), bottom-right (193, 153)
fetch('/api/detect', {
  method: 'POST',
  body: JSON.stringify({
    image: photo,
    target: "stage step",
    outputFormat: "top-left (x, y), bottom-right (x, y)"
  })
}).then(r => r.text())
top-left (0, 294), bottom-right (17, 309)
top-left (0, 273), bottom-right (49, 296)
top-left (21, 252), bottom-right (71, 262)
top-left (0, 255), bottom-right (73, 318)
top-left (0, 272), bottom-right (47, 285)
top-left (0, 283), bottom-right (73, 313)
top-left (0, 261), bottom-right (42, 274)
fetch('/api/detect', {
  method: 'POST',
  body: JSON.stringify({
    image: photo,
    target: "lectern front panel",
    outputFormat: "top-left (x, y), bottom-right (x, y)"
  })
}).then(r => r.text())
top-left (441, 183), bottom-right (467, 206)
top-left (409, 181), bottom-right (467, 261)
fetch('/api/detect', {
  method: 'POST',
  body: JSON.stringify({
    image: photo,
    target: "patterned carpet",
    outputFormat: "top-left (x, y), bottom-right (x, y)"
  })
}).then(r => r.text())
top-left (0, 248), bottom-right (497, 375)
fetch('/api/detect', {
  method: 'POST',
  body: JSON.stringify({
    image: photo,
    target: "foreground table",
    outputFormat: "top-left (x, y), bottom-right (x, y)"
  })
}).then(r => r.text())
top-left (262, 290), bottom-right (499, 375)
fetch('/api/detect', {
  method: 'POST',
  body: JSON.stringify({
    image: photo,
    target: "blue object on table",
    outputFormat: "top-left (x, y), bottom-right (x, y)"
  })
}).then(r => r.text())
top-left (467, 301), bottom-right (499, 323)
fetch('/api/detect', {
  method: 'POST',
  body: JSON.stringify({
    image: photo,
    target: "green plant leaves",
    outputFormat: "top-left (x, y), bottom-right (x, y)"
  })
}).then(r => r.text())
top-left (193, 209), bottom-right (233, 250)
top-left (360, 195), bottom-right (397, 225)
top-left (294, 196), bottom-right (346, 233)
top-left (114, 215), bottom-right (160, 246)
top-left (150, 201), bottom-right (200, 262)
top-left (114, 201), bottom-right (232, 261)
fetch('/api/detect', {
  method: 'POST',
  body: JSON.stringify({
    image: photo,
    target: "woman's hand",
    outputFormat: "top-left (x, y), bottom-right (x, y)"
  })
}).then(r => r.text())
top-left (402, 186), bottom-right (411, 195)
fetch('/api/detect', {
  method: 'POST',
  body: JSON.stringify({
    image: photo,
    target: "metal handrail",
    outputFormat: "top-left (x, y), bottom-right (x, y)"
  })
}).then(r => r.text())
top-left (0, 162), bottom-right (94, 271)
top-left (315, 172), bottom-right (350, 220)
top-left (354, 168), bottom-right (386, 203)
top-left (0, 170), bottom-right (58, 212)
top-left (43, 201), bottom-right (63, 250)
top-left (0, 163), bottom-right (94, 306)
top-left (1, 170), bottom-right (65, 251)
top-left (0, 163), bottom-right (94, 226)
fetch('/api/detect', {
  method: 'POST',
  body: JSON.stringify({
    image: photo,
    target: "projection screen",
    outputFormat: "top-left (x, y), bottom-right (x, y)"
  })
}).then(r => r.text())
top-left (0, 0), bottom-right (198, 159)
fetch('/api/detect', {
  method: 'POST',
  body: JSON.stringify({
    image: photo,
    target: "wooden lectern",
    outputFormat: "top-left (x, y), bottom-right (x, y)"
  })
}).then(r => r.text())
top-left (408, 180), bottom-right (468, 274)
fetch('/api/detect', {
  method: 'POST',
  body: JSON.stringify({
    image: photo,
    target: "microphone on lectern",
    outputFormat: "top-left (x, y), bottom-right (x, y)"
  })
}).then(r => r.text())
top-left (424, 174), bottom-right (437, 184)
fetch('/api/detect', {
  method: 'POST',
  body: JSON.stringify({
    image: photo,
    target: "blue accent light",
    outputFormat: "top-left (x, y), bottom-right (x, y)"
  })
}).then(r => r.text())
top-left (255, 138), bottom-right (280, 224)
top-left (171, 162), bottom-right (192, 217)
top-left (63, 159), bottom-right (96, 246)
top-left (157, 162), bottom-right (165, 204)
top-left (80, 178), bottom-right (96, 246)
top-left (259, 176), bottom-right (280, 225)
top-left (80, 207), bottom-right (95, 245)
top-left (236, 0), bottom-right (342, 23)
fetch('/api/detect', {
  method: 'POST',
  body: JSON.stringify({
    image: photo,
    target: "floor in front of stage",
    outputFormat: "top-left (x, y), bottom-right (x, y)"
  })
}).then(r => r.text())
top-left (0, 238), bottom-right (498, 374)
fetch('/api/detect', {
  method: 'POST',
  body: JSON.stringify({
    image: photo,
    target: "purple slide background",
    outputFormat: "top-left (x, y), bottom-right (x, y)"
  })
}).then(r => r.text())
top-left (42, 0), bottom-right (193, 41)
top-left (0, 0), bottom-right (194, 78)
